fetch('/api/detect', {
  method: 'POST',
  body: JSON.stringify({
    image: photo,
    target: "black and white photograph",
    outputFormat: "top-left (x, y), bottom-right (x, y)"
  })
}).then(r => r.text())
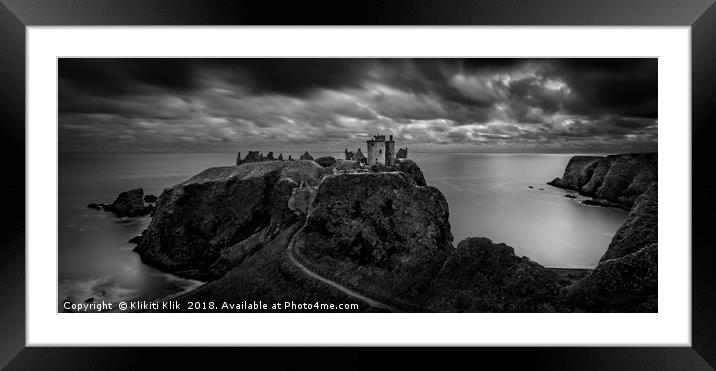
top-left (58, 58), bottom-right (657, 313)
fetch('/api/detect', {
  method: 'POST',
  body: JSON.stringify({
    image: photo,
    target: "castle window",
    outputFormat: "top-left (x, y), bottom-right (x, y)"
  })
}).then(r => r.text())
top-left (379, 149), bottom-right (382, 154)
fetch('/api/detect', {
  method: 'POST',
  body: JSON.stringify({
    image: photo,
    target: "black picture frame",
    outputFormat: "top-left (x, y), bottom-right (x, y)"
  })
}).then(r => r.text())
top-left (1, 0), bottom-right (714, 369)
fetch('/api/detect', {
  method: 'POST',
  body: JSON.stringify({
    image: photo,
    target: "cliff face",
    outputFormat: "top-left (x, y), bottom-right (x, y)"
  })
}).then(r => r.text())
top-left (427, 237), bottom-right (562, 312)
top-left (548, 153), bottom-right (657, 208)
top-left (601, 183), bottom-right (657, 262)
top-left (134, 160), bottom-right (325, 279)
top-left (548, 154), bottom-right (658, 311)
top-left (563, 184), bottom-right (657, 312)
top-left (567, 243), bottom-right (657, 312)
top-left (547, 156), bottom-right (603, 191)
top-left (292, 171), bottom-right (453, 306)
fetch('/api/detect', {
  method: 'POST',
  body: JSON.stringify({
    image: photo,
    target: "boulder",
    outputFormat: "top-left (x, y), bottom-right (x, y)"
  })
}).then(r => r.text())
top-left (292, 171), bottom-right (453, 304)
top-left (314, 156), bottom-right (336, 168)
top-left (299, 151), bottom-right (314, 161)
top-left (427, 237), bottom-right (562, 312)
top-left (134, 161), bottom-right (325, 279)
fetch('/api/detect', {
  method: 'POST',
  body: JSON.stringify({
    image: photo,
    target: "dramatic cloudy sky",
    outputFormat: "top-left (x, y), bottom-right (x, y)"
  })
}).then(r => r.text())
top-left (59, 58), bottom-right (657, 153)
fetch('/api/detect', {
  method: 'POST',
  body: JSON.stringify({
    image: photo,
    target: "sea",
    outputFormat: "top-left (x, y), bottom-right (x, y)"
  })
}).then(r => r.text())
top-left (58, 152), bottom-right (628, 307)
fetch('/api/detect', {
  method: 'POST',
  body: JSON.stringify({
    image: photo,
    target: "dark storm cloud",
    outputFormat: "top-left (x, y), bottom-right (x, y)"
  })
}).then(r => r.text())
top-left (548, 59), bottom-right (658, 117)
top-left (59, 59), bottom-right (197, 95)
top-left (59, 59), bottom-right (373, 98)
top-left (59, 58), bottom-right (657, 153)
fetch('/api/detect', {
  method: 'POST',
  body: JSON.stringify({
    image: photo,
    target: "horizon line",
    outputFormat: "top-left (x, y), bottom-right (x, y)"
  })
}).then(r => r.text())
top-left (58, 149), bottom-right (657, 155)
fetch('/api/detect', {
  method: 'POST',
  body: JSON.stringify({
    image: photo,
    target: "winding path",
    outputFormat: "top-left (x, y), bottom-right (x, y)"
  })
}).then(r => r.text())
top-left (286, 231), bottom-right (401, 313)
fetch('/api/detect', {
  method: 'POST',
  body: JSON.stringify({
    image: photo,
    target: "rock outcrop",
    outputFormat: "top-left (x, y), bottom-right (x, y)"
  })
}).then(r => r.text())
top-left (369, 159), bottom-right (426, 186)
top-left (292, 171), bottom-right (453, 306)
top-left (101, 188), bottom-right (153, 217)
top-left (547, 155), bottom-right (603, 191)
top-left (86, 203), bottom-right (102, 210)
top-left (396, 147), bottom-right (408, 159)
top-left (427, 237), bottom-right (562, 312)
top-left (393, 159), bottom-right (426, 186)
top-left (567, 243), bottom-right (657, 312)
top-left (548, 153), bottom-right (657, 208)
top-left (299, 151), bottom-right (314, 161)
top-left (134, 161), bottom-right (324, 279)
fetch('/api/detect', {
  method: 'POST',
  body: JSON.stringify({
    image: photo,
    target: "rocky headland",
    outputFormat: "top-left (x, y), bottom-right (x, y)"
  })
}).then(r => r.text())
top-left (133, 160), bottom-right (327, 280)
top-left (88, 188), bottom-right (155, 217)
top-left (122, 152), bottom-right (656, 312)
top-left (547, 153), bottom-right (657, 210)
top-left (291, 170), bottom-right (453, 309)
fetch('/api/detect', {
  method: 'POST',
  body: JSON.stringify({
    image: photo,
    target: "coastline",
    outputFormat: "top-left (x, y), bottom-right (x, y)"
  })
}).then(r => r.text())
top-left (61, 152), bottom-right (655, 312)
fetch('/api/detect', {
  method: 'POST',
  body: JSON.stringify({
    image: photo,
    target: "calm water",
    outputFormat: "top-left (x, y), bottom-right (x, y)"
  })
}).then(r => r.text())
top-left (58, 152), bottom-right (627, 307)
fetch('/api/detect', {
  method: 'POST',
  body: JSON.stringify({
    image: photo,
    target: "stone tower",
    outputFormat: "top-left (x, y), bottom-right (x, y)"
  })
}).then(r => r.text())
top-left (367, 134), bottom-right (387, 165)
top-left (385, 135), bottom-right (396, 165)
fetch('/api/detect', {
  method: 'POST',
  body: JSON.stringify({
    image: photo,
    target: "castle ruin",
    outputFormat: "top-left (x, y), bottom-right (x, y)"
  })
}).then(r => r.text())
top-left (367, 134), bottom-right (396, 165)
top-left (236, 134), bottom-right (406, 168)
